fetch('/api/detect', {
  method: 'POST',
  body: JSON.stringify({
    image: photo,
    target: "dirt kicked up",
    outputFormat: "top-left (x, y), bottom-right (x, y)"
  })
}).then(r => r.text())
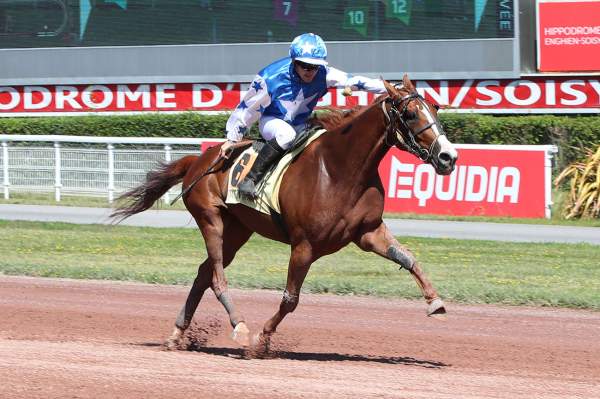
top-left (0, 275), bottom-right (599, 399)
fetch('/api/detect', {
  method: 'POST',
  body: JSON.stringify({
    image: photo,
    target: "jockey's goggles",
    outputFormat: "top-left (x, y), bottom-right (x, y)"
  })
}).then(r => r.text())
top-left (295, 60), bottom-right (320, 71)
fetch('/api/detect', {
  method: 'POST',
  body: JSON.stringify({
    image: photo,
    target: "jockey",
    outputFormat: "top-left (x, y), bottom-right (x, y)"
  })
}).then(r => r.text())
top-left (220, 32), bottom-right (387, 200)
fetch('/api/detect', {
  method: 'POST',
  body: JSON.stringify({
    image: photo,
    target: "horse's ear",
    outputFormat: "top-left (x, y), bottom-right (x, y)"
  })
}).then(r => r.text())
top-left (402, 74), bottom-right (415, 91)
top-left (382, 79), bottom-right (397, 96)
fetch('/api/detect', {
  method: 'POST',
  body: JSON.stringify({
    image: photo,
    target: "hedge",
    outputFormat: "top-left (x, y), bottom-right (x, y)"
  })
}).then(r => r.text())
top-left (0, 113), bottom-right (234, 139)
top-left (441, 114), bottom-right (600, 171)
top-left (1, 112), bottom-right (599, 170)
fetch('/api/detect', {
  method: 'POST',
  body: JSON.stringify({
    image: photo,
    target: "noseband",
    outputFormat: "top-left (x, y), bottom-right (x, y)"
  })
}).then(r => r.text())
top-left (381, 92), bottom-right (445, 162)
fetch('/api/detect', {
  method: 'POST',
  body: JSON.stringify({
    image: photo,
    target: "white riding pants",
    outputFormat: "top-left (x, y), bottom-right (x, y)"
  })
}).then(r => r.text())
top-left (259, 116), bottom-right (304, 150)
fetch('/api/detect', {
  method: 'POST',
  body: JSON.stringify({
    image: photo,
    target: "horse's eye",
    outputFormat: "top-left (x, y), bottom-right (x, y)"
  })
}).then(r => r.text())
top-left (404, 110), bottom-right (417, 120)
top-left (433, 104), bottom-right (440, 111)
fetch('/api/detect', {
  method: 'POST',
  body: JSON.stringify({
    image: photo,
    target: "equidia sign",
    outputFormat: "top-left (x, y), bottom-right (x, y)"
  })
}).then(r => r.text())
top-left (380, 144), bottom-right (558, 218)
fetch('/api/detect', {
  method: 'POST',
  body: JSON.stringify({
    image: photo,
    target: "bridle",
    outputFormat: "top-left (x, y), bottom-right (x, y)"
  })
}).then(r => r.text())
top-left (381, 91), bottom-right (445, 162)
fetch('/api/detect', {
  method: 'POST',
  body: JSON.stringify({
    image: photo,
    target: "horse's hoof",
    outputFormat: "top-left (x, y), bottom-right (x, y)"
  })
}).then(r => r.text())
top-left (165, 326), bottom-right (185, 350)
top-left (251, 331), bottom-right (270, 348)
top-left (231, 322), bottom-right (251, 347)
top-left (244, 332), bottom-right (271, 358)
top-left (427, 298), bottom-right (447, 320)
top-left (165, 338), bottom-right (179, 351)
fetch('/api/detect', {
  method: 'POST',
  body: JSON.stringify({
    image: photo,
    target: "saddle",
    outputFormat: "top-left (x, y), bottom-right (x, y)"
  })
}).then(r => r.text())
top-left (225, 127), bottom-right (326, 215)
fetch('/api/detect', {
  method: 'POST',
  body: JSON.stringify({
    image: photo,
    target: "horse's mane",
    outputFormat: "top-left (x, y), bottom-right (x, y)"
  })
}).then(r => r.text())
top-left (308, 107), bottom-right (364, 131)
top-left (308, 96), bottom-right (387, 132)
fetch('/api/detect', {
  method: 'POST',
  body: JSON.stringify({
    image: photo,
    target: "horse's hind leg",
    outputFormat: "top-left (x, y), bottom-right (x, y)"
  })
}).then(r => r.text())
top-left (166, 218), bottom-right (252, 349)
top-left (355, 221), bottom-right (446, 317)
top-left (166, 257), bottom-right (212, 349)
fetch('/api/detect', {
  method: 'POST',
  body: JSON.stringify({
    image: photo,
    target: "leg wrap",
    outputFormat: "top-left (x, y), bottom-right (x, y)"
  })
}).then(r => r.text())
top-left (175, 305), bottom-right (190, 330)
top-left (217, 290), bottom-right (244, 327)
top-left (387, 246), bottom-right (415, 271)
top-left (281, 290), bottom-right (299, 313)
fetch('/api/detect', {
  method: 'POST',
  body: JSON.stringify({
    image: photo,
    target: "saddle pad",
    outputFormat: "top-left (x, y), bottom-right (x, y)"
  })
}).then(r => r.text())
top-left (225, 129), bottom-right (327, 214)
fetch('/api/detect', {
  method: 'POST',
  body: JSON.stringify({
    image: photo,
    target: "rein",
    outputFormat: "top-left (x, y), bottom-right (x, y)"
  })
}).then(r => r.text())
top-left (170, 141), bottom-right (253, 205)
top-left (169, 154), bottom-right (224, 205)
top-left (381, 92), bottom-right (444, 162)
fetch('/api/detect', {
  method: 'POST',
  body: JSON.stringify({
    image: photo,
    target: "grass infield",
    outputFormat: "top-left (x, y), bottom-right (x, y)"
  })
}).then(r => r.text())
top-left (1, 220), bottom-right (598, 310)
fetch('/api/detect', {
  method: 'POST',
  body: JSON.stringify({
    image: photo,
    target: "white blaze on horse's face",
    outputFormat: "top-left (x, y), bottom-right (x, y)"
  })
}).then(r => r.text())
top-left (422, 105), bottom-right (458, 155)
top-left (416, 101), bottom-right (458, 175)
top-left (420, 103), bottom-right (441, 135)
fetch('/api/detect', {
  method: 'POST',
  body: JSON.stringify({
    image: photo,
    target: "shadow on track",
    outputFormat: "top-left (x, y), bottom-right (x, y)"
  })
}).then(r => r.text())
top-left (186, 345), bottom-right (448, 368)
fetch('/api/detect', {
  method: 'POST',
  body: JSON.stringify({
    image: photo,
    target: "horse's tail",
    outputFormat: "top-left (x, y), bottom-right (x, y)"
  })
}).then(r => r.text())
top-left (110, 155), bottom-right (199, 223)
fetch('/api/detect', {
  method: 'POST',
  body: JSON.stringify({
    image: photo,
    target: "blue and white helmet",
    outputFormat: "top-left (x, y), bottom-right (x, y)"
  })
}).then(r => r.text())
top-left (289, 33), bottom-right (328, 66)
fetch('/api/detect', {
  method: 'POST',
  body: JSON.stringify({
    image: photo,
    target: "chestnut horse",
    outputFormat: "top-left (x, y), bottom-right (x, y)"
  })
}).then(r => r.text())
top-left (112, 75), bottom-right (458, 349)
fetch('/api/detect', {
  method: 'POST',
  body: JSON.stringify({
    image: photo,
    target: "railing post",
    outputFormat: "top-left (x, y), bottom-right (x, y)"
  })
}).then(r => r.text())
top-left (107, 143), bottom-right (115, 203)
top-left (163, 144), bottom-right (172, 204)
top-left (2, 141), bottom-right (9, 200)
top-left (545, 145), bottom-right (559, 219)
top-left (54, 142), bottom-right (62, 202)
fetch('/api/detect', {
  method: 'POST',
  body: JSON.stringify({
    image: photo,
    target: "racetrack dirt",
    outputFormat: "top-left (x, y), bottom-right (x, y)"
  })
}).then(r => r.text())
top-left (1, 276), bottom-right (599, 399)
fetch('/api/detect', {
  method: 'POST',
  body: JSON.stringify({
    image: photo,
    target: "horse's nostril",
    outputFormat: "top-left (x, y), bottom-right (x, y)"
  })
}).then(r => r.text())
top-left (439, 152), bottom-right (452, 165)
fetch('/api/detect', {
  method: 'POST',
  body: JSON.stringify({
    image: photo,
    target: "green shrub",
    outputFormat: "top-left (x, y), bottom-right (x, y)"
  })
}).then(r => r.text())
top-left (0, 113), bottom-right (241, 138)
top-left (554, 146), bottom-right (600, 219)
top-left (441, 114), bottom-right (600, 171)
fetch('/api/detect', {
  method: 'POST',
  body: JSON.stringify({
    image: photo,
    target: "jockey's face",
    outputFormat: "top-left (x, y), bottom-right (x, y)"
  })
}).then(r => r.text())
top-left (294, 61), bottom-right (320, 83)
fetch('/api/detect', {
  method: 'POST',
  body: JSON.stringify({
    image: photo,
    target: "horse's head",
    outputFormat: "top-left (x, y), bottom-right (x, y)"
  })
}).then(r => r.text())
top-left (382, 75), bottom-right (457, 175)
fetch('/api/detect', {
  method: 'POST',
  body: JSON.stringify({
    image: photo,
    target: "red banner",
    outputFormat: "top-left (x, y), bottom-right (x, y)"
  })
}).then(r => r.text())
top-left (380, 145), bottom-right (554, 218)
top-left (1, 78), bottom-right (600, 116)
top-left (537, 0), bottom-right (600, 72)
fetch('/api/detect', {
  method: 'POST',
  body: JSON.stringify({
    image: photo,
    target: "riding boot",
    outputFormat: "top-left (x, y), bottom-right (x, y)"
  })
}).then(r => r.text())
top-left (238, 139), bottom-right (285, 200)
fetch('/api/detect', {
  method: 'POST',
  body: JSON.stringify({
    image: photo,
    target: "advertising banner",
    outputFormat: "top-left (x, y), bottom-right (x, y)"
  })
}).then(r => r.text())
top-left (1, 78), bottom-right (600, 116)
top-left (200, 141), bottom-right (557, 219)
top-left (380, 144), bottom-right (557, 218)
top-left (537, 0), bottom-right (600, 72)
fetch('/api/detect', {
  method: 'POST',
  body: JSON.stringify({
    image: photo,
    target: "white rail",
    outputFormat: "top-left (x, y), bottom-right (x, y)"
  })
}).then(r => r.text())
top-left (0, 135), bottom-right (225, 203)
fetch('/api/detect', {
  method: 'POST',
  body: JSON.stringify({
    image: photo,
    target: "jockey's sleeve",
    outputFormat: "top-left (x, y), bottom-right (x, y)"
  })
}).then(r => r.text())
top-left (325, 67), bottom-right (387, 94)
top-left (225, 75), bottom-right (272, 142)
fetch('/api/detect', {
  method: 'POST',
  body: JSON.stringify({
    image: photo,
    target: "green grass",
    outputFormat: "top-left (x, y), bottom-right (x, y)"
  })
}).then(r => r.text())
top-left (1, 220), bottom-right (598, 309)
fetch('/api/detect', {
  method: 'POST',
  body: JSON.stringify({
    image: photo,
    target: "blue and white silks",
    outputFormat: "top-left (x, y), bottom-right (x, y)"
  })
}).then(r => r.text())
top-left (225, 57), bottom-right (387, 143)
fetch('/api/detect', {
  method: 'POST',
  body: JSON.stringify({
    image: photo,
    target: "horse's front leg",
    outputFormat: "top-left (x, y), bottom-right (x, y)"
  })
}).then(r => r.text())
top-left (354, 221), bottom-right (446, 317)
top-left (256, 240), bottom-right (313, 351)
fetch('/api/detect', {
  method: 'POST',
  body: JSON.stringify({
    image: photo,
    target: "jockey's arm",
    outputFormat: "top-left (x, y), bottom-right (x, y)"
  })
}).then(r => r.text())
top-left (225, 75), bottom-right (272, 142)
top-left (325, 67), bottom-right (387, 94)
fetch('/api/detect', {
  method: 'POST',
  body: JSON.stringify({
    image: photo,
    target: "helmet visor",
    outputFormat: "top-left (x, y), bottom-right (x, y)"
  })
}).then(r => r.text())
top-left (293, 56), bottom-right (328, 66)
